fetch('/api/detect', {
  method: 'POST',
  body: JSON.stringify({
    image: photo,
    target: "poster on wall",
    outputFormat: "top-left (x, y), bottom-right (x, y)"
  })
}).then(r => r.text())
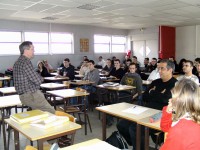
top-left (80, 38), bottom-right (89, 52)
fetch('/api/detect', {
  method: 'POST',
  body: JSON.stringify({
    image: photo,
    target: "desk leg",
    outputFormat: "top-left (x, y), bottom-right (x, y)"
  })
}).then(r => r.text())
top-left (14, 129), bottom-right (20, 150)
top-left (102, 112), bottom-right (106, 140)
top-left (145, 127), bottom-right (149, 150)
top-left (2, 109), bottom-right (7, 150)
top-left (84, 96), bottom-right (87, 135)
top-left (136, 124), bottom-right (141, 150)
top-left (115, 91), bottom-right (119, 103)
top-left (53, 96), bottom-right (56, 110)
top-left (37, 140), bottom-right (43, 150)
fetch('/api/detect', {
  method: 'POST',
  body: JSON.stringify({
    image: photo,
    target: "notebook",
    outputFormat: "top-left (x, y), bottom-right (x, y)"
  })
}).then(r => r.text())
top-left (10, 110), bottom-right (49, 124)
top-left (30, 116), bottom-right (69, 129)
top-left (103, 82), bottom-right (119, 87)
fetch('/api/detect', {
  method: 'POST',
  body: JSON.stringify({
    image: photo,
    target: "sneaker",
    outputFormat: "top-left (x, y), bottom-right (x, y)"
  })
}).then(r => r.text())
top-left (50, 143), bottom-right (59, 150)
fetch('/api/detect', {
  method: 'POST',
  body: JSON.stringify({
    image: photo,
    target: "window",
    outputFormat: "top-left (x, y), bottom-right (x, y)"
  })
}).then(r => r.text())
top-left (0, 31), bottom-right (21, 55)
top-left (24, 32), bottom-right (49, 55)
top-left (94, 35), bottom-right (126, 53)
top-left (50, 33), bottom-right (73, 54)
top-left (111, 36), bottom-right (126, 53)
top-left (94, 35), bottom-right (111, 53)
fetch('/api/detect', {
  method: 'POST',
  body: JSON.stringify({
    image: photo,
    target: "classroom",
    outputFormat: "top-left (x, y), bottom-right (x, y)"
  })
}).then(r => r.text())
top-left (0, 0), bottom-right (200, 150)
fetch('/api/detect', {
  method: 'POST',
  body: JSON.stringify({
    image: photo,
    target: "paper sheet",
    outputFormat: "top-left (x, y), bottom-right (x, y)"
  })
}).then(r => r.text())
top-left (122, 106), bottom-right (148, 115)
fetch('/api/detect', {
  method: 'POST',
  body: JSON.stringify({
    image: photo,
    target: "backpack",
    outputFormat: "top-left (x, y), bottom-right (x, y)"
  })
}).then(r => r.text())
top-left (106, 131), bottom-right (128, 149)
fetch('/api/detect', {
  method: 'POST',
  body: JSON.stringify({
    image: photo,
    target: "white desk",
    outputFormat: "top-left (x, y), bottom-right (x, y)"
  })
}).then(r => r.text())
top-left (43, 76), bottom-right (68, 82)
top-left (40, 83), bottom-right (67, 92)
top-left (60, 138), bottom-right (120, 150)
top-left (5, 116), bottom-right (81, 150)
top-left (0, 87), bottom-right (17, 96)
top-left (0, 95), bottom-right (21, 150)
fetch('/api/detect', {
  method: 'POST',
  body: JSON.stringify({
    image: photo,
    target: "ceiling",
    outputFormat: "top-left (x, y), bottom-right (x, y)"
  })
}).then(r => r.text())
top-left (1, 0), bottom-right (200, 29)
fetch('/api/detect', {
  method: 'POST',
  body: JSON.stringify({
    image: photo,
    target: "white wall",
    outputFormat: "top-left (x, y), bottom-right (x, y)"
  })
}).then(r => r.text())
top-left (176, 25), bottom-right (200, 62)
top-left (0, 19), bottom-right (128, 73)
top-left (127, 27), bottom-right (159, 65)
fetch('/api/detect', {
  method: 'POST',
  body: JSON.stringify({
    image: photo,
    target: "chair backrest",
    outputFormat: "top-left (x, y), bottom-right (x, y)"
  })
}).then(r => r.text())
top-left (55, 110), bottom-right (76, 122)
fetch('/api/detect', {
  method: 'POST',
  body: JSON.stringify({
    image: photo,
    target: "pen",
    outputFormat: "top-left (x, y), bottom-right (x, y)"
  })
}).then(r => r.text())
top-left (133, 106), bottom-right (137, 109)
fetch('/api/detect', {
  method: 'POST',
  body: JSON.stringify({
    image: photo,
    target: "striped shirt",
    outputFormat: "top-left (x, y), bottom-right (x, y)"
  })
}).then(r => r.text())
top-left (13, 55), bottom-right (43, 94)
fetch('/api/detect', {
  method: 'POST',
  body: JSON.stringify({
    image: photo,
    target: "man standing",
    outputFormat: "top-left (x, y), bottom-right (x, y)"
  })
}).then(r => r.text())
top-left (13, 41), bottom-right (55, 114)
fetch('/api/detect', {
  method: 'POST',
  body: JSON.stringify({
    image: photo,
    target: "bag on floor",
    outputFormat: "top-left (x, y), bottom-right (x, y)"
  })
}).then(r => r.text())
top-left (106, 131), bottom-right (128, 149)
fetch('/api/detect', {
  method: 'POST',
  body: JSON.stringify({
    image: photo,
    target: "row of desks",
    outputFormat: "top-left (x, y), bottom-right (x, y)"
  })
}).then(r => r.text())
top-left (0, 83), bottom-right (90, 150)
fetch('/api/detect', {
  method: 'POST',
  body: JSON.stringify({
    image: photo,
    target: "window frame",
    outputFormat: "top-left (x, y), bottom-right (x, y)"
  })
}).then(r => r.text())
top-left (0, 31), bottom-right (22, 56)
top-left (50, 32), bottom-right (74, 54)
top-left (94, 34), bottom-right (127, 53)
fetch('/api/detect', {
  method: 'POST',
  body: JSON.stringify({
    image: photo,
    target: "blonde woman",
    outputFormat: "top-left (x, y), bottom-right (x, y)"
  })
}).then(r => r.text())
top-left (160, 79), bottom-right (200, 150)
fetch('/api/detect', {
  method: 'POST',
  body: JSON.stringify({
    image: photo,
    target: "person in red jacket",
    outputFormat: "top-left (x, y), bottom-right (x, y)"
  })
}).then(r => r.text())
top-left (160, 79), bottom-right (200, 150)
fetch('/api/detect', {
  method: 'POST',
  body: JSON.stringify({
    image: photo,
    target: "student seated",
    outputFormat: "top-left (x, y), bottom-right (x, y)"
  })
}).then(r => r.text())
top-left (79, 58), bottom-right (90, 77)
top-left (77, 56), bottom-right (88, 69)
top-left (120, 63), bottom-right (142, 104)
top-left (160, 79), bottom-right (200, 150)
top-left (144, 58), bottom-right (157, 73)
top-left (195, 58), bottom-right (200, 82)
top-left (36, 61), bottom-right (52, 77)
top-left (97, 56), bottom-right (106, 68)
top-left (108, 59), bottom-right (125, 81)
top-left (123, 59), bottom-right (132, 73)
top-left (147, 60), bottom-right (161, 81)
top-left (58, 58), bottom-right (75, 80)
top-left (176, 60), bottom-right (199, 85)
top-left (102, 59), bottom-right (113, 76)
top-left (83, 60), bottom-right (100, 93)
top-left (43, 60), bottom-right (53, 72)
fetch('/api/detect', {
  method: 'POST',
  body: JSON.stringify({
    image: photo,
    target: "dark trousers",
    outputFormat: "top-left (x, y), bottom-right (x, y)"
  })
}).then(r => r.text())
top-left (117, 119), bottom-right (163, 150)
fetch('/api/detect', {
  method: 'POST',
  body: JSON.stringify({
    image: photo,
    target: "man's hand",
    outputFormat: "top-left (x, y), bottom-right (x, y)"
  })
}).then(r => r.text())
top-left (55, 75), bottom-right (61, 78)
top-left (149, 86), bottom-right (156, 93)
top-left (161, 89), bottom-right (166, 93)
top-left (166, 99), bottom-right (173, 113)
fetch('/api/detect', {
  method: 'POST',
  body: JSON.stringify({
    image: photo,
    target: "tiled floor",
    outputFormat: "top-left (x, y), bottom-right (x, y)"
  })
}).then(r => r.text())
top-left (0, 108), bottom-right (157, 150)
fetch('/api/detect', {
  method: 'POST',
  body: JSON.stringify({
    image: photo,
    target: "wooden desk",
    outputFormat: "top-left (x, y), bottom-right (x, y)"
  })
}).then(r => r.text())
top-left (0, 87), bottom-right (17, 96)
top-left (67, 80), bottom-right (94, 86)
top-left (60, 138), bottom-right (120, 150)
top-left (43, 76), bottom-right (68, 82)
top-left (47, 89), bottom-right (89, 135)
top-left (96, 84), bottom-right (135, 103)
top-left (96, 102), bottom-right (160, 150)
top-left (5, 117), bottom-right (81, 150)
top-left (100, 77), bottom-right (120, 83)
top-left (0, 95), bottom-right (21, 150)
